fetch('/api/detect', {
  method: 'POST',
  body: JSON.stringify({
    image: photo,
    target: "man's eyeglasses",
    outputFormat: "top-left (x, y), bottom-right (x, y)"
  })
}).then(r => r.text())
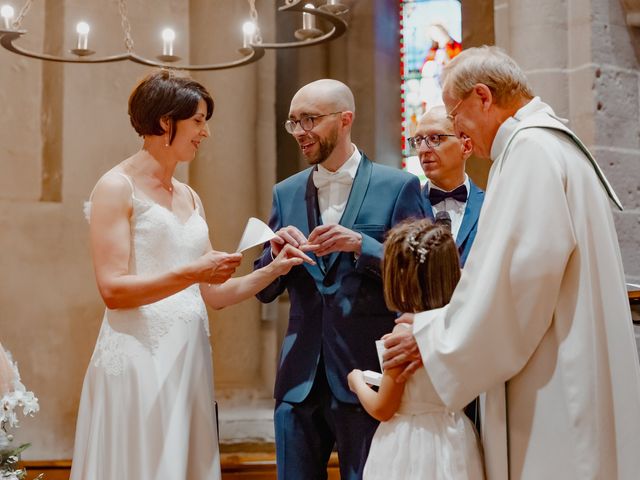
top-left (408, 134), bottom-right (457, 150)
top-left (284, 112), bottom-right (342, 134)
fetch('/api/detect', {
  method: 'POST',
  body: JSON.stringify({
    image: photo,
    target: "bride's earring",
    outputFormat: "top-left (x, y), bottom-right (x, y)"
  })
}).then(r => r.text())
top-left (164, 120), bottom-right (171, 147)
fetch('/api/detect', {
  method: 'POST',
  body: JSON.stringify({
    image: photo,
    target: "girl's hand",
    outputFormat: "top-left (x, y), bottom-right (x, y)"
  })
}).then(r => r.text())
top-left (347, 369), bottom-right (364, 393)
top-left (191, 250), bottom-right (243, 284)
top-left (269, 244), bottom-right (315, 276)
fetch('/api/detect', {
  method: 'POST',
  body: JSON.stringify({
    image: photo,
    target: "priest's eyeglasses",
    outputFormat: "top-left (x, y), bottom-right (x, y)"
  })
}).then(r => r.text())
top-left (285, 112), bottom-right (343, 134)
top-left (408, 134), bottom-right (457, 150)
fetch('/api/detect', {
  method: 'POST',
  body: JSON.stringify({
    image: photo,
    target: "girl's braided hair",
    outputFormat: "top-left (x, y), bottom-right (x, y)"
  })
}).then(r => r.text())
top-left (383, 219), bottom-right (461, 313)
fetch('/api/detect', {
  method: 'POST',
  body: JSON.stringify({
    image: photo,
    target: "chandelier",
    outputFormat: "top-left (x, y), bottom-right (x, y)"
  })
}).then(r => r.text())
top-left (0, 0), bottom-right (349, 71)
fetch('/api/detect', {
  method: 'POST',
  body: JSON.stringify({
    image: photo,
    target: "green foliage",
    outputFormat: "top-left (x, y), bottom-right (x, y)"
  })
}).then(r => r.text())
top-left (0, 439), bottom-right (44, 479)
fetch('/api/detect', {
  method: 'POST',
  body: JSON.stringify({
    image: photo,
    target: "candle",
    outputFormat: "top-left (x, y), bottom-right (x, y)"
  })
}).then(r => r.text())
top-left (162, 28), bottom-right (175, 56)
top-left (328, 0), bottom-right (338, 4)
top-left (302, 3), bottom-right (316, 30)
top-left (76, 22), bottom-right (90, 50)
top-left (242, 21), bottom-right (256, 49)
top-left (1, 5), bottom-right (14, 30)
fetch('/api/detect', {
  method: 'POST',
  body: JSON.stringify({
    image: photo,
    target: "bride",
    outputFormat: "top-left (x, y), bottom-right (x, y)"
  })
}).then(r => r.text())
top-left (70, 70), bottom-right (312, 480)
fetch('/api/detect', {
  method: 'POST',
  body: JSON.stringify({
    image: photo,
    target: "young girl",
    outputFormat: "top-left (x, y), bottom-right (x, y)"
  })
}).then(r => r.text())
top-left (348, 219), bottom-right (484, 479)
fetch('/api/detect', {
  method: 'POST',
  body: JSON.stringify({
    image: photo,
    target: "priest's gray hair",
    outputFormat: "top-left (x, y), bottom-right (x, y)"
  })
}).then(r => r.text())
top-left (442, 45), bottom-right (534, 106)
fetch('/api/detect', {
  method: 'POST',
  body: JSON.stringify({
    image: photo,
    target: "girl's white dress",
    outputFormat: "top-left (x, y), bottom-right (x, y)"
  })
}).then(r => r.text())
top-left (363, 366), bottom-right (484, 479)
top-left (70, 176), bottom-right (220, 480)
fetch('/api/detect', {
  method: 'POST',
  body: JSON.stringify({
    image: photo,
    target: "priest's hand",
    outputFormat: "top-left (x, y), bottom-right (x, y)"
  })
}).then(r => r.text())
top-left (382, 313), bottom-right (423, 383)
top-left (307, 224), bottom-right (362, 256)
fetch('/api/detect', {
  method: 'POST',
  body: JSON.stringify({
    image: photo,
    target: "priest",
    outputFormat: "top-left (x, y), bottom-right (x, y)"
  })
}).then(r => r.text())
top-left (382, 46), bottom-right (640, 479)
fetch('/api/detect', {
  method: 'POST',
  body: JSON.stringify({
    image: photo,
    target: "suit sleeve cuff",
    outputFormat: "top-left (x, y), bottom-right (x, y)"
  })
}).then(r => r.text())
top-left (354, 233), bottom-right (383, 276)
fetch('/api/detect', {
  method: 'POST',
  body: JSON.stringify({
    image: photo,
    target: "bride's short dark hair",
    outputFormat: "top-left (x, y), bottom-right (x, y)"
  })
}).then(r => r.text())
top-left (383, 219), bottom-right (461, 313)
top-left (128, 69), bottom-right (214, 144)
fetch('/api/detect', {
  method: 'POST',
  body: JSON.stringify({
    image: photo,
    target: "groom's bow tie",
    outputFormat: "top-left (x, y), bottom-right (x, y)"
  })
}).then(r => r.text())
top-left (313, 168), bottom-right (354, 189)
top-left (428, 184), bottom-right (468, 205)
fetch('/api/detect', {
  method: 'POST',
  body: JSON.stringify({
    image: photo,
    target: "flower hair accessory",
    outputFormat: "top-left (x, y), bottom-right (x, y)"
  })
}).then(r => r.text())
top-left (406, 233), bottom-right (427, 264)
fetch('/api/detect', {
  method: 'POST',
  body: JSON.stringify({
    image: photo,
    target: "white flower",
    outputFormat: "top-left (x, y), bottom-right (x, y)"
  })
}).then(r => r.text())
top-left (0, 431), bottom-right (9, 449)
top-left (0, 352), bottom-right (39, 431)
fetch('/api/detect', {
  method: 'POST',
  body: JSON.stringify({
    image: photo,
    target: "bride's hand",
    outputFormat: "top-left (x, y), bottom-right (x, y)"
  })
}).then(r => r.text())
top-left (269, 244), bottom-right (315, 276)
top-left (191, 250), bottom-right (243, 284)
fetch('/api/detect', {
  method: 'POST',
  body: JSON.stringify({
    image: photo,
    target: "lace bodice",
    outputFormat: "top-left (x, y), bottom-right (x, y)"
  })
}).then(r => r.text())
top-left (84, 175), bottom-right (211, 375)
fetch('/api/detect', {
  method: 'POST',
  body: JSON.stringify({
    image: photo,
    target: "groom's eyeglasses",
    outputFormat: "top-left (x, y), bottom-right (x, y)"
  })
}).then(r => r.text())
top-left (284, 112), bottom-right (342, 134)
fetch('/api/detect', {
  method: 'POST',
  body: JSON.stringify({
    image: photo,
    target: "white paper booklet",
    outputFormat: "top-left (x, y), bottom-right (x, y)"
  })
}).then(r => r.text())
top-left (363, 370), bottom-right (383, 387)
top-left (236, 217), bottom-right (277, 253)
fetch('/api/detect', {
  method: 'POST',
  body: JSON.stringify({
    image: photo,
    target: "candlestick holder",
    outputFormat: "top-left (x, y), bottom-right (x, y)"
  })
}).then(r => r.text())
top-left (0, 0), bottom-right (349, 71)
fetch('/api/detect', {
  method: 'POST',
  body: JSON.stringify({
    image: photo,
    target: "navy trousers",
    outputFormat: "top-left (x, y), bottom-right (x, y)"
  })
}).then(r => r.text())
top-left (274, 361), bottom-right (379, 480)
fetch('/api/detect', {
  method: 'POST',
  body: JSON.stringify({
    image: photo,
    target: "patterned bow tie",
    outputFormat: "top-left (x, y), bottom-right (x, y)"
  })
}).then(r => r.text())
top-left (428, 184), bottom-right (468, 205)
top-left (312, 168), bottom-right (354, 189)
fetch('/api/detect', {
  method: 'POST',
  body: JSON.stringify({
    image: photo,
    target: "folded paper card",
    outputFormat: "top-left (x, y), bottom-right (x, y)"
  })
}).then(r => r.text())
top-left (236, 217), bottom-right (278, 253)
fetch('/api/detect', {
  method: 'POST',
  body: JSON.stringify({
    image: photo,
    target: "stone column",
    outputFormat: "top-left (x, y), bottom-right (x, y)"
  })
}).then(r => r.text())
top-left (495, 0), bottom-right (640, 281)
top-left (189, 0), bottom-right (278, 444)
top-left (495, 0), bottom-right (640, 355)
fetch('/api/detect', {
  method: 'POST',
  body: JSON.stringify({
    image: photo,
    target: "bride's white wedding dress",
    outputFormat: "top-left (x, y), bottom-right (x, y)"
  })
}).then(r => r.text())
top-left (71, 174), bottom-right (220, 480)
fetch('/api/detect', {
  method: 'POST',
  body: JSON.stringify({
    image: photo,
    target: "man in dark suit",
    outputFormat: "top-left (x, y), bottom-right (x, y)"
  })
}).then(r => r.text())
top-left (411, 106), bottom-right (484, 267)
top-left (411, 106), bottom-right (484, 427)
top-left (254, 79), bottom-right (426, 480)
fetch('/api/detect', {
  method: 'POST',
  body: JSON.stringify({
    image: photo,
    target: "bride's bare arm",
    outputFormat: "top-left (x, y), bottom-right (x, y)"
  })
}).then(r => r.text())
top-left (200, 243), bottom-right (312, 309)
top-left (90, 175), bottom-right (241, 309)
top-left (190, 193), bottom-right (314, 310)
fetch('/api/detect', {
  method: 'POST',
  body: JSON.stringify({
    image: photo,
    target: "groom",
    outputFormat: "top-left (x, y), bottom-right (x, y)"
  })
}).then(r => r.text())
top-left (254, 79), bottom-right (425, 479)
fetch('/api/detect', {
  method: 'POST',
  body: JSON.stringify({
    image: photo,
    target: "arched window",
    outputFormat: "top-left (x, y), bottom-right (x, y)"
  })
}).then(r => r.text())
top-left (400, 0), bottom-right (462, 183)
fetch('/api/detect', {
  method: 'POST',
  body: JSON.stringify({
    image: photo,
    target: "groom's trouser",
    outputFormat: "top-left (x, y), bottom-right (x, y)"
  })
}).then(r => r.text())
top-left (274, 361), bottom-right (379, 480)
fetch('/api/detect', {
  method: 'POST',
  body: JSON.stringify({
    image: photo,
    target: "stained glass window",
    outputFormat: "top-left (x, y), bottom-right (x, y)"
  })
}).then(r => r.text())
top-left (400, 0), bottom-right (462, 183)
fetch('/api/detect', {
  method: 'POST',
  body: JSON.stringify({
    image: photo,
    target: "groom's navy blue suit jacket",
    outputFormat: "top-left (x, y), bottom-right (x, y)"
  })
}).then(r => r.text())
top-left (255, 154), bottom-right (426, 404)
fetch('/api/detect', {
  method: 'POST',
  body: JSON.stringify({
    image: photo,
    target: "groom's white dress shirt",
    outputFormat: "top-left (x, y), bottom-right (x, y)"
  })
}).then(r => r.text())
top-left (314, 145), bottom-right (361, 225)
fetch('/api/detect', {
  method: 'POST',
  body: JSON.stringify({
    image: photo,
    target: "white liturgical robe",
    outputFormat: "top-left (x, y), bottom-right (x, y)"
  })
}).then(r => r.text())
top-left (413, 98), bottom-right (640, 479)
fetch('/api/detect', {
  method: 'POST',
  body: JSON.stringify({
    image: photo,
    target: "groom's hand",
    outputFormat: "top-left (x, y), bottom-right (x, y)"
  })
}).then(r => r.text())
top-left (270, 226), bottom-right (309, 256)
top-left (383, 313), bottom-right (422, 383)
top-left (307, 224), bottom-right (362, 256)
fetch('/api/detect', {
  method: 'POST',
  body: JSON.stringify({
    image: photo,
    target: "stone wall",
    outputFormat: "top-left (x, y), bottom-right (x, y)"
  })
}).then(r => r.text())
top-left (494, 0), bottom-right (640, 281)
